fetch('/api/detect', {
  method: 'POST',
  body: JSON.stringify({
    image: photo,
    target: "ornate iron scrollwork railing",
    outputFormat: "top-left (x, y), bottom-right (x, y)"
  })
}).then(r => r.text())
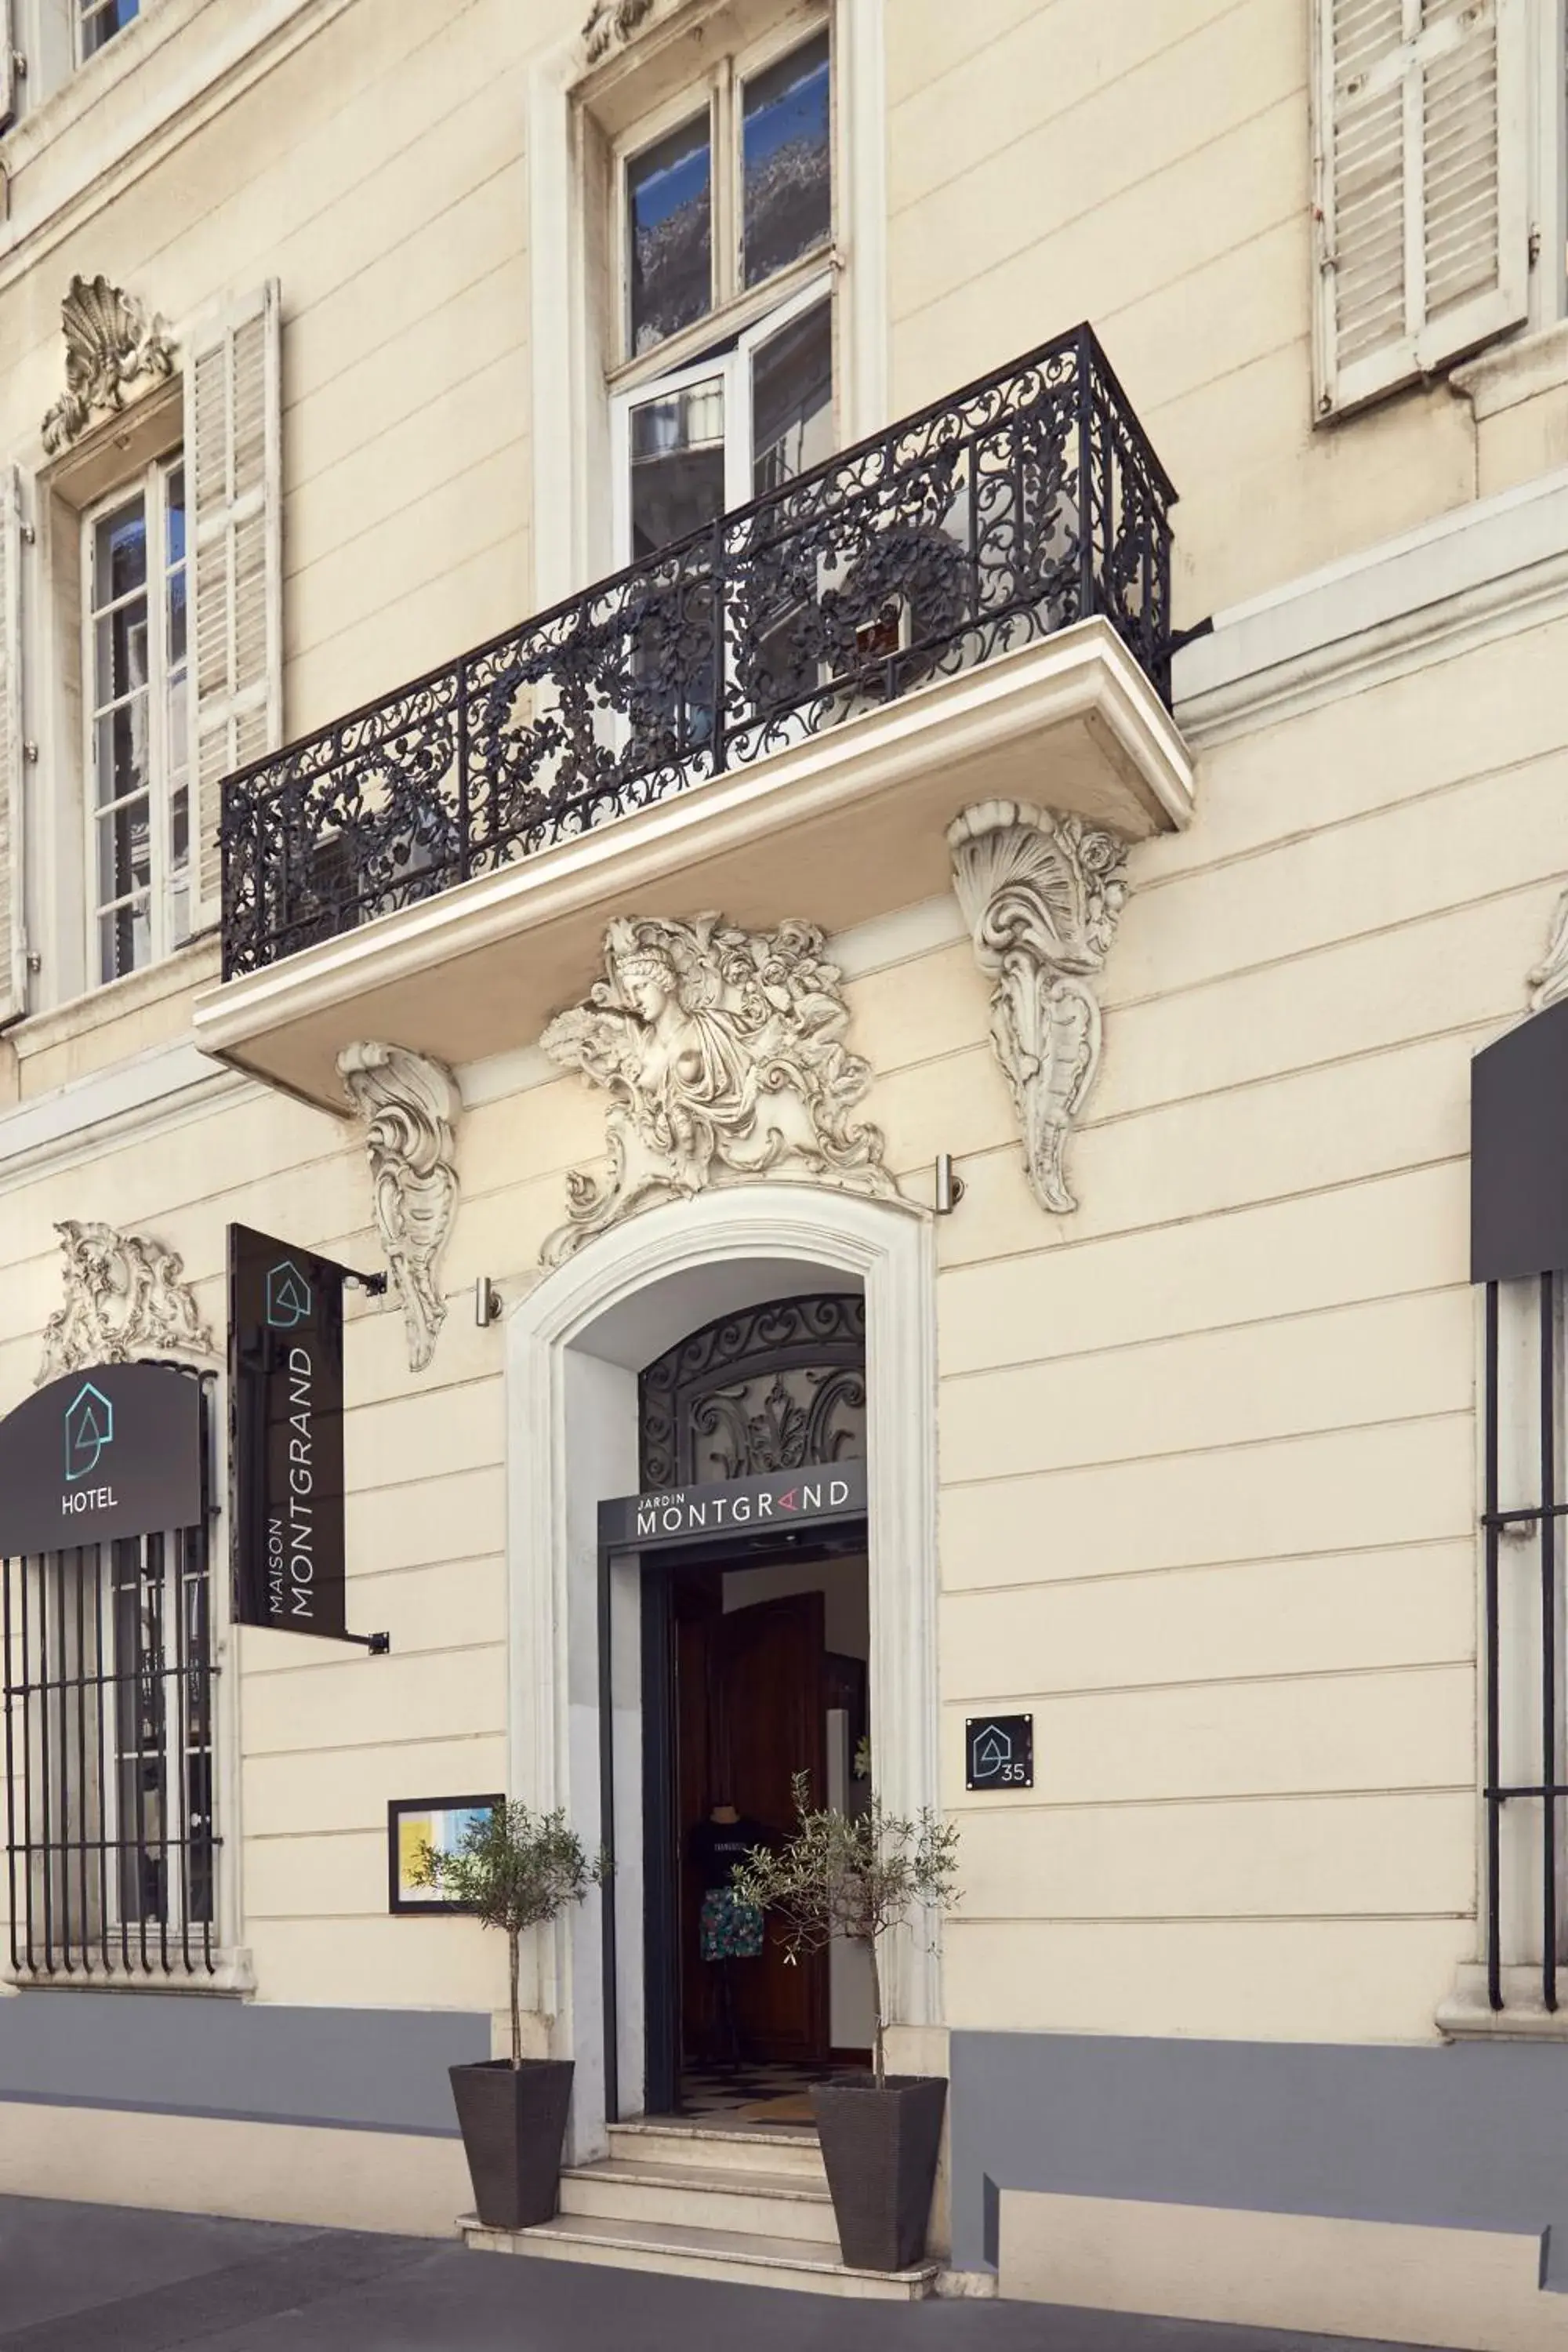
top-left (220, 323), bottom-right (1175, 980)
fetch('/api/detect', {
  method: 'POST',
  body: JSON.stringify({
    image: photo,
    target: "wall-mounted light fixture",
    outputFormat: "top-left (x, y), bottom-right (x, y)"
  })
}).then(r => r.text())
top-left (475, 1275), bottom-right (502, 1327)
top-left (935, 1154), bottom-right (965, 1215)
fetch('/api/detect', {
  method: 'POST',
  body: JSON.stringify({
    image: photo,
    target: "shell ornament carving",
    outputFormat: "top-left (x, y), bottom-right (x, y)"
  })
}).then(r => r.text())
top-left (42, 276), bottom-right (176, 456)
top-left (339, 1042), bottom-right (460, 1374)
top-left (36, 1220), bottom-right (215, 1385)
top-left (949, 799), bottom-right (1129, 1216)
top-left (540, 913), bottom-right (897, 1264)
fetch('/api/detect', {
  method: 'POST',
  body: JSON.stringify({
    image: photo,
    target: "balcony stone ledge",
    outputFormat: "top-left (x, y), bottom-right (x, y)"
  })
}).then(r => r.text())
top-left (195, 617), bottom-right (1193, 1110)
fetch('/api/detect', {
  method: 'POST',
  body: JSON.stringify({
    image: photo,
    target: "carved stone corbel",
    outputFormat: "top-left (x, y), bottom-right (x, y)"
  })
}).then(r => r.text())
top-left (37, 1221), bottom-right (215, 1385)
top-left (42, 276), bottom-right (176, 456)
top-left (948, 800), bottom-right (1130, 1216)
top-left (1529, 884), bottom-right (1568, 1013)
top-left (339, 1044), bottom-right (460, 1374)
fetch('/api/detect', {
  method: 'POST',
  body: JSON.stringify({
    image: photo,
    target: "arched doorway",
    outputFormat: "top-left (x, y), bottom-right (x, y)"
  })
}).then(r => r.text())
top-left (505, 1187), bottom-right (938, 2161)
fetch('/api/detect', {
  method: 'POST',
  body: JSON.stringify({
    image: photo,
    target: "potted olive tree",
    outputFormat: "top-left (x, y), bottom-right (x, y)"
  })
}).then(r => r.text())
top-left (413, 1801), bottom-right (608, 2231)
top-left (731, 1774), bottom-right (960, 2272)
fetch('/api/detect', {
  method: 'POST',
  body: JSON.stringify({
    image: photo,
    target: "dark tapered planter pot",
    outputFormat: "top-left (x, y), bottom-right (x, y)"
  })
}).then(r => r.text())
top-left (449, 2058), bottom-right (575, 2230)
top-left (811, 2074), bottom-right (947, 2271)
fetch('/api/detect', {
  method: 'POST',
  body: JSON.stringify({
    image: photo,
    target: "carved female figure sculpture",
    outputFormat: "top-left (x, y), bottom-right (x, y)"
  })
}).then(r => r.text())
top-left (539, 913), bottom-right (896, 1263)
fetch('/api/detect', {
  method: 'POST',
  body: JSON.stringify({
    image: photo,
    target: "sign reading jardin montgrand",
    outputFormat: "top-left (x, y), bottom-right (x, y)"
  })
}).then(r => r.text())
top-left (598, 1460), bottom-right (867, 1551)
top-left (0, 1362), bottom-right (202, 1559)
top-left (230, 1224), bottom-right (347, 1639)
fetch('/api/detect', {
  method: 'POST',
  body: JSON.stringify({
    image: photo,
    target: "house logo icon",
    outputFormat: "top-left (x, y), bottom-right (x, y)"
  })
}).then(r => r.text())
top-left (969, 1723), bottom-right (1013, 1783)
top-left (64, 1382), bottom-right (114, 1483)
top-left (265, 1261), bottom-right (312, 1330)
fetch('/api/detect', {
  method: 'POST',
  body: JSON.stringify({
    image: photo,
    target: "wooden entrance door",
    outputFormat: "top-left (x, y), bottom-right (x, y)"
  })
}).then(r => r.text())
top-left (677, 1588), bottom-right (828, 2067)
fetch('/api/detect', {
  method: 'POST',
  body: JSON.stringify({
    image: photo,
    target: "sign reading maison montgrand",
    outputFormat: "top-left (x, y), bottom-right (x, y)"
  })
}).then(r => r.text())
top-left (0, 1362), bottom-right (202, 1559)
top-left (230, 1224), bottom-right (347, 1639)
top-left (598, 1461), bottom-right (868, 1551)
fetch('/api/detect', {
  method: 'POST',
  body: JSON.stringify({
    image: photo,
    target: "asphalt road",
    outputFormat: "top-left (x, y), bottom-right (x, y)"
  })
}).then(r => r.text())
top-left (0, 2196), bottom-right (1460, 2350)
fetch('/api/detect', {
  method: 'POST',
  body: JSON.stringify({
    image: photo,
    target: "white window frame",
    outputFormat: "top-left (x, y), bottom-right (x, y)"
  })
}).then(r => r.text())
top-left (79, 450), bottom-right (189, 989)
top-left (610, 11), bottom-right (834, 384)
top-left (527, 0), bottom-right (884, 618)
top-left (74, 0), bottom-right (139, 67)
top-left (610, 265), bottom-right (833, 563)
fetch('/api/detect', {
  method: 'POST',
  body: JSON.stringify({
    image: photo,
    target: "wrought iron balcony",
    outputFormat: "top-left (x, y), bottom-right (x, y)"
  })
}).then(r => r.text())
top-left (219, 324), bottom-right (1174, 982)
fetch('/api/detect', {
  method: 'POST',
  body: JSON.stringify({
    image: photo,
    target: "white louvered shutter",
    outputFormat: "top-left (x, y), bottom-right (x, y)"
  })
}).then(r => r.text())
top-left (0, 0), bottom-right (16, 136)
top-left (1313, 0), bottom-right (1528, 416)
top-left (184, 281), bottom-right (281, 935)
top-left (0, 465), bottom-right (27, 1027)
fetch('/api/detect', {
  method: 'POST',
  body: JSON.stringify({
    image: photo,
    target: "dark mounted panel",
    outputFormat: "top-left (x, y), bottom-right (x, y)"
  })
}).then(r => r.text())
top-left (1472, 998), bottom-right (1568, 1282)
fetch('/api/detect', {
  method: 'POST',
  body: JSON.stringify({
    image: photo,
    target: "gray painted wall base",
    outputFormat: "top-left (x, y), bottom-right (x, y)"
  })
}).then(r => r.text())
top-left (0, 1991), bottom-right (489, 2136)
top-left (949, 2030), bottom-right (1568, 2273)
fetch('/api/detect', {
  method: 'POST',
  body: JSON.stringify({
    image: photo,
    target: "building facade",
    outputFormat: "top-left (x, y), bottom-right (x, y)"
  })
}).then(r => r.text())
top-left (2, 0), bottom-right (1568, 2338)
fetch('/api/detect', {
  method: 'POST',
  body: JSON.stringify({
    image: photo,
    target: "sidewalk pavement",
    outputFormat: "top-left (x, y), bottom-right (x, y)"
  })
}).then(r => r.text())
top-left (0, 2195), bottom-right (1461, 2351)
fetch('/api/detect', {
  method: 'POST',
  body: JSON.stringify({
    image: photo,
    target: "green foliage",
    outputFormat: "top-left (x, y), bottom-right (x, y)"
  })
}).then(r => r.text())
top-left (730, 1773), bottom-right (960, 2086)
top-left (413, 1802), bottom-right (608, 2067)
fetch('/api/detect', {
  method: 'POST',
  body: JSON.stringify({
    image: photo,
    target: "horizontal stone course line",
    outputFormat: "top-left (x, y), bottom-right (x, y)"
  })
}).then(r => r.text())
top-left (938, 1659), bottom-right (1475, 1706)
top-left (888, 3), bottom-right (1285, 256)
top-left (282, 408), bottom-right (527, 590)
top-left (949, 1783), bottom-right (1477, 1814)
top-left (938, 1276), bottom-right (1471, 1387)
top-left (946, 1910), bottom-right (1473, 1929)
top-left (944, 1531), bottom-right (1468, 1596)
top-left (938, 1404), bottom-right (1473, 1490)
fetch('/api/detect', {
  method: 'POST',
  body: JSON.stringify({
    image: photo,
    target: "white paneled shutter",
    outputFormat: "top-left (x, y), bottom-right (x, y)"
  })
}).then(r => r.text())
top-left (0, 465), bottom-right (27, 1027)
top-left (1312, 0), bottom-right (1528, 416)
top-left (184, 281), bottom-right (281, 936)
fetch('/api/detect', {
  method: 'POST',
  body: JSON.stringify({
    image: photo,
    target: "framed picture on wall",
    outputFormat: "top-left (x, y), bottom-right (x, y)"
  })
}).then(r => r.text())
top-left (387, 1794), bottom-right (502, 1915)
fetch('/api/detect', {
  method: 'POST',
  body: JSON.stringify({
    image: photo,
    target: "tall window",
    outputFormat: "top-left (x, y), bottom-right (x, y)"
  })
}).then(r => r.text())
top-left (84, 456), bottom-right (190, 987)
top-left (78, 0), bottom-right (140, 60)
top-left (612, 23), bottom-right (834, 561)
top-left (4, 1529), bottom-right (217, 1978)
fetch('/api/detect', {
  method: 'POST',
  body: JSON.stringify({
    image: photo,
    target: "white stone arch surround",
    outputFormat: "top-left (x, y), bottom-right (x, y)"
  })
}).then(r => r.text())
top-left (505, 1185), bottom-right (938, 2154)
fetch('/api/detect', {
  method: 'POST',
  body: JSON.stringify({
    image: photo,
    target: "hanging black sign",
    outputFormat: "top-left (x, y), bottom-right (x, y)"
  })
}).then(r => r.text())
top-left (597, 1459), bottom-right (868, 1552)
top-left (230, 1223), bottom-right (350, 1640)
top-left (0, 1362), bottom-right (203, 1559)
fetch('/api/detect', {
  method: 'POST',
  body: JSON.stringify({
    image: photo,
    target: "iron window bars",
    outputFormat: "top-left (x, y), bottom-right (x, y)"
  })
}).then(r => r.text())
top-left (220, 322), bottom-right (1174, 980)
top-left (3, 1450), bottom-right (218, 1980)
top-left (1483, 1273), bottom-right (1568, 2012)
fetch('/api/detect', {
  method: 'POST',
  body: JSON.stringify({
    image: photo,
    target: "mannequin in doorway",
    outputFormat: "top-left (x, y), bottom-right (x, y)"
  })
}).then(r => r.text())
top-left (688, 1799), bottom-right (771, 2070)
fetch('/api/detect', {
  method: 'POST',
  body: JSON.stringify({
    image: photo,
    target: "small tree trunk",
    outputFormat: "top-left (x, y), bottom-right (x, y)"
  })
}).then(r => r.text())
top-left (509, 1928), bottom-right (522, 2070)
top-left (866, 1934), bottom-right (884, 2089)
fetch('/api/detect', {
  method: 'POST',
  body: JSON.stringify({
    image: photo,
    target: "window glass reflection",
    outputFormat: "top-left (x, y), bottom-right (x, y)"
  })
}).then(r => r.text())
top-left (628, 112), bottom-right (713, 356)
top-left (751, 299), bottom-right (833, 495)
top-left (630, 377), bottom-right (727, 558)
top-left (742, 34), bottom-right (831, 289)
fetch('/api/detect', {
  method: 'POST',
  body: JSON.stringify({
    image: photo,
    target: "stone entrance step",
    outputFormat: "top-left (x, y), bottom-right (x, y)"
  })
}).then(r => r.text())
top-left (460, 2115), bottom-right (935, 2299)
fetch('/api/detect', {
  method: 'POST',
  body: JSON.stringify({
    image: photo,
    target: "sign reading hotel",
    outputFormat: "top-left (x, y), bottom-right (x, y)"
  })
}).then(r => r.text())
top-left (230, 1224), bottom-right (348, 1639)
top-left (0, 1362), bottom-right (203, 1559)
top-left (598, 1459), bottom-right (868, 1551)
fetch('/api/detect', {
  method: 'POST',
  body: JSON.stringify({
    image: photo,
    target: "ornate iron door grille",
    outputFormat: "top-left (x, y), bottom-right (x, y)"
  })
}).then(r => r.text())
top-left (2, 1509), bottom-right (219, 1980)
top-left (639, 1293), bottom-right (866, 1490)
top-left (220, 323), bottom-right (1175, 979)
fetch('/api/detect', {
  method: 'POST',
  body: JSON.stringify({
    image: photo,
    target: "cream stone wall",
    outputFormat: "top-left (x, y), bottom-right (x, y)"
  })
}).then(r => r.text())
top-left (884, 0), bottom-right (1480, 619)
top-left (5, 547), bottom-right (1554, 2044)
top-left (0, 0), bottom-right (1561, 2114)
